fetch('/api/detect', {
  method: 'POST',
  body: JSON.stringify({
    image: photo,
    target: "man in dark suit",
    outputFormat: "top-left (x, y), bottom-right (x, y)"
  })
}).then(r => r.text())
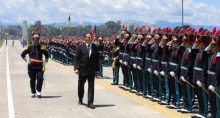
top-left (74, 33), bottom-right (99, 109)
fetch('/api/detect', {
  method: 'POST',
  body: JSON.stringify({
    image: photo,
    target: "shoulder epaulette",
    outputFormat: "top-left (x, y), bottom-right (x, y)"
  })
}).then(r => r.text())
top-left (41, 44), bottom-right (47, 50)
top-left (23, 44), bottom-right (29, 50)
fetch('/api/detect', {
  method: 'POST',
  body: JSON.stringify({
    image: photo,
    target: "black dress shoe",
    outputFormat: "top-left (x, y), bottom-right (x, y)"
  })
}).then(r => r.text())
top-left (37, 95), bottom-right (42, 98)
top-left (78, 100), bottom-right (83, 105)
top-left (111, 83), bottom-right (118, 85)
top-left (87, 103), bottom-right (95, 109)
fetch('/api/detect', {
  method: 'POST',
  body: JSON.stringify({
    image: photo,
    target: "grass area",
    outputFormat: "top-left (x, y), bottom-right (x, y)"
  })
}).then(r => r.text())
top-left (0, 39), bottom-right (4, 48)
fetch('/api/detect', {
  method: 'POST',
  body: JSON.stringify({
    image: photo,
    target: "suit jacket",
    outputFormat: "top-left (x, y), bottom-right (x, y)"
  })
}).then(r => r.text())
top-left (74, 43), bottom-right (99, 76)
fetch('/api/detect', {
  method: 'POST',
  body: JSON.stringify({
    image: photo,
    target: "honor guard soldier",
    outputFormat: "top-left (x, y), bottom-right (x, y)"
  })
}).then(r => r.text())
top-left (177, 28), bottom-right (198, 114)
top-left (214, 32), bottom-right (220, 118)
top-left (97, 36), bottom-right (105, 78)
top-left (148, 28), bottom-right (162, 102)
top-left (205, 29), bottom-right (220, 118)
top-left (158, 28), bottom-right (172, 104)
top-left (143, 28), bottom-right (154, 98)
top-left (135, 31), bottom-right (146, 95)
top-left (128, 31), bottom-right (138, 93)
top-left (187, 29), bottom-right (211, 117)
top-left (166, 29), bottom-right (185, 109)
top-left (111, 34), bottom-right (121, 85)
top-left (21, 32), bottom-right (49, 98)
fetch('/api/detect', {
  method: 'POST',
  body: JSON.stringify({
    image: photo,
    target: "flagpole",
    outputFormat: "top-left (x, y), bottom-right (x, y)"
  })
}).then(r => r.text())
top-left (182, 0), bottom-right (184, 28)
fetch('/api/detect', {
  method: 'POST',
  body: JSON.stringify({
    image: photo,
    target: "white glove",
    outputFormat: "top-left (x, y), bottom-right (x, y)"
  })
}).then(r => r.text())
top-left (208, 85), bottom-right (215, 92)
top-left (160, 71), bottom-right (165, 76)
top-left (123, 62), bottom-right (128, 66)
top-left (170, 71), bottom-right (175, 77)
top-left (196, 81), bottom-right (202, 87)
top-left (147, 68), bottom-right (152, 73)
top-left (113, 58), bottom-right (116, 61)
top-left (180, 76), bottom-right (186, 82)
top-left (133, 64), bottom-right (137, 68)
top-left (137, 66), bottom-right (141, 70)
top-left (119, 60), bottom-right (123, 64)
top-left (154, 70), bottom-right (159, 76)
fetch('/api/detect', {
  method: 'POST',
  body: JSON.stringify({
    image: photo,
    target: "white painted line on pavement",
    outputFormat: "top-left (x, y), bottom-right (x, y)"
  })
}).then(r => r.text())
top-left (0, 40), bottom-right (5, 52)
top-left (6, 46), bottom-right (15, 118)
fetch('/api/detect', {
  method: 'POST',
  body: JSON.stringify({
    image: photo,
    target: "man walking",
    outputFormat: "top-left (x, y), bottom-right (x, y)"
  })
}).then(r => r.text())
top-left (74, 33), bottom-right (99, 109)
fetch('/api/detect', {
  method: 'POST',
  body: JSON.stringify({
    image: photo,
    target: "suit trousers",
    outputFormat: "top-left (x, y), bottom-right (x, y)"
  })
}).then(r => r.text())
top-left (78, 73), bottom-right (95, 104)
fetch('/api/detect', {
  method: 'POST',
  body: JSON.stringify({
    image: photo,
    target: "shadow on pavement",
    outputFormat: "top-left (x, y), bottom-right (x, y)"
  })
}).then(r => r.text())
top-left (40, 96), bottom-right (62, 99)
top-left (94, 104), bottom-right (115, 108)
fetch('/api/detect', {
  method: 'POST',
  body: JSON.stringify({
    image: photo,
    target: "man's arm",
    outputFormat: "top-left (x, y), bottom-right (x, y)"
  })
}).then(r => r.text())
top-left (41, 44), bottom-right (49, 63)
top-left (74, 45), bottom-right (80, 71)
top-left (21, 45), bottom-right (29, 62)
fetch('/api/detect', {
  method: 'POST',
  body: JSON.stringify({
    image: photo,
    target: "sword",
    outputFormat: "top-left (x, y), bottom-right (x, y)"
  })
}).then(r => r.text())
top-left (42, 65), bottom-right (46, 89)
top-left (173, 76), bottom-right (182, 85)
top-left (213, 90), bottom-right (220, 98)
top-left (184, 80), bottom-right (195, 88)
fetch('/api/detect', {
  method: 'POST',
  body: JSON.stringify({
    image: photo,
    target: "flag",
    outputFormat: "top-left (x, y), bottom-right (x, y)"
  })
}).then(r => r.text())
top-left (92, 25), bottom-right (97, 36)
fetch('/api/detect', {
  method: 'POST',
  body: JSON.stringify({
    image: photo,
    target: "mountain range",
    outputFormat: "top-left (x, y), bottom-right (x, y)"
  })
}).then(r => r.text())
top-left (2, 20), bottom-right (220, 31)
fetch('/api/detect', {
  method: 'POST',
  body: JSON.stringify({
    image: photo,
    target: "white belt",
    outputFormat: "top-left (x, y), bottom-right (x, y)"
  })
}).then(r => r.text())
top-left (161, 61), bottom-right (167, 65)
top-left (181, 66), bottom-right (187, 70)
top-left (194, 67), bottom-right (202, 71)
top-left (130, 57), bottom-right (136, 59)
top-left (169, 62), bottom-right (177, 66)
top-left (207, 70), bottom-right (215, 75)
top-left (152, 59), bottom-right (159, 62)
top-left (136, 57), bottom-right (142, 60)
top-left (145, 58), bottom-right (151, 60)
top-left (30, 59), bottom-right (43, 63)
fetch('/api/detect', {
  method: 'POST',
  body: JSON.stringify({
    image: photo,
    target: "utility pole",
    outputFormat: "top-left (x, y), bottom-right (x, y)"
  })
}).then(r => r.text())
top-left (182, 0), bottom-right (184, 28)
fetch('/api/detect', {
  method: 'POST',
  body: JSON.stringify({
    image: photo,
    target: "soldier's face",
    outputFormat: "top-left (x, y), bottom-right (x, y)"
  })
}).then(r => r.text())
top-left (32, 34), bottom-right (40, 44)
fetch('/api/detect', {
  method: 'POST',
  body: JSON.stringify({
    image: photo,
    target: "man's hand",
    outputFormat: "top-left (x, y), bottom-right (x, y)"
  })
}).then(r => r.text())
top-left (74, 69), bottom-right (79, 75)
top-left (180, 76), bottom-right (186, 82)
top-left (170, 71), bottom-right (175, 77)
top-left (208, 85), bottom-right (215, 92)
top-left (196, 81), bottom-right (202, 87)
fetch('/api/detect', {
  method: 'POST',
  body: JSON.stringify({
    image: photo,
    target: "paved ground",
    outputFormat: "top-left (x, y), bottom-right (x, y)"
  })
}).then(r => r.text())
top-left (0, 40), bottom-right (191, 118)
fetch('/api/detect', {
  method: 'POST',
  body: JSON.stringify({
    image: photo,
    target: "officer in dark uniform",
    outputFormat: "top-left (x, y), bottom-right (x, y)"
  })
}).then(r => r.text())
top-left (21, 32), bottom-right (49, 98)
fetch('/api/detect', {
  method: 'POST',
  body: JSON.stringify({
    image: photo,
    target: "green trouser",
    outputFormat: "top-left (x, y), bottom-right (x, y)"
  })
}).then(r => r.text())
top-left (216, 85), bottom-right (220, 118)
top-left (149, 72), bottom-right (154, 96)
top-left (165, 75), bottom-right (169, 103)
top-left (99, 60), bottom-right (103, 78)
top-left (142, 72), bottom-right (147, 95)
top-left (186, 84), bottom-right (193, 111)
top-left (158, 77), bottom-right (163, 101)
top-left (201, 88), bottom-right (208, 117)
top-left (113, 63), bottom-right (120, 84)
top-left (175, 79), bottom-right (180, 107)
top-left (128, 66), bottom-right (133, 89)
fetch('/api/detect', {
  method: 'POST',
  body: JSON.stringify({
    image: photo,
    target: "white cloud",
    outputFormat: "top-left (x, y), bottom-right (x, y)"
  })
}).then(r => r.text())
top-left (0, 0), bottom-right (219, 26)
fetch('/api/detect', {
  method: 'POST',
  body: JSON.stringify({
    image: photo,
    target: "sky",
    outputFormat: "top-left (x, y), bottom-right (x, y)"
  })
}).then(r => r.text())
top-left (0, 0), bottom-right (220, 26)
